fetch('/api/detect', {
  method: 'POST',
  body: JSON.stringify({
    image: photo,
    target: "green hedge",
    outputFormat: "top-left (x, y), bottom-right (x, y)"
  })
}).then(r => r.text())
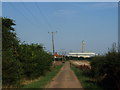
top-left (2, 17), bottom-right (52, 87)
top-left (90, 45), bottom-right (120, 90)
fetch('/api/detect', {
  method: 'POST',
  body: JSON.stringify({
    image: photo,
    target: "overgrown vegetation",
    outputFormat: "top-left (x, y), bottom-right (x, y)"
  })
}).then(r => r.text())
top-left (23, 64), bottom-right (63, 88)
top-left (90, 43), bottom-right (120, 90)
top-left (72, 43), bottom-right (120, 90)
top-left (2, 17), bottom-right (53, 87)
top-left (71, 65), bottom-right (103, 89)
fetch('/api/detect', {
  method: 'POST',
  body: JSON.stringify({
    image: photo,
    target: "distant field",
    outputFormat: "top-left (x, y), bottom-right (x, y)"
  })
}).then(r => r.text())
top-left (70, 60), bottom-right (91, 67)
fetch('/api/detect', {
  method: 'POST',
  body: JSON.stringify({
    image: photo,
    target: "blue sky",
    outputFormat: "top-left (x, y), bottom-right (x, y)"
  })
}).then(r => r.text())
top-left (2, 2), bottom-right (118, 54)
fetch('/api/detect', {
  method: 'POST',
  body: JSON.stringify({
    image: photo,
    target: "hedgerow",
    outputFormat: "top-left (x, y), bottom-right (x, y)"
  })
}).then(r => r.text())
top-left (90, 44), bottom-right (120, 90)
top-left (2, 17), bottom-right (52, 87)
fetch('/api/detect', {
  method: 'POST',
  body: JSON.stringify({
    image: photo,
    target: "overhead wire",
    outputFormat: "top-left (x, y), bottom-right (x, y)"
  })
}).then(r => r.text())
top-left (6, 2), bottom-right (42, 43)
top-left (35, 2), bottom-right (65, 32)
top-left (9, 3), bottom-right (37, 27)
top-left (21, 2), bottom-right (41, 25)
top-left (8, 2), bottom-right (56, 31)
top-left (34, 2), bottom-right (54, 31)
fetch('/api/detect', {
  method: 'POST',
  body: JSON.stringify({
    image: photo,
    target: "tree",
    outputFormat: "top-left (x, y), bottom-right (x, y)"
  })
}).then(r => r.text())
top-left (2, 17), bottom-right (22, 86)
top-left (2, 17), bottom-right (53, 87)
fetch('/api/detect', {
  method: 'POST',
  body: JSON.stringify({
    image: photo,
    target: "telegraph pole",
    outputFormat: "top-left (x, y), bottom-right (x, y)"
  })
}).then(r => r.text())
top-left (48, 31), bottom-right (57, 64)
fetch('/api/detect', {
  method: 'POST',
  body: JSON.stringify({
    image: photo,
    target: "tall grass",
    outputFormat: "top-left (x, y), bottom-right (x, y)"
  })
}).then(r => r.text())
top-left (23, 64), bottom-right (63, 88)
top-left (71, 65), bottom-right (103, 90)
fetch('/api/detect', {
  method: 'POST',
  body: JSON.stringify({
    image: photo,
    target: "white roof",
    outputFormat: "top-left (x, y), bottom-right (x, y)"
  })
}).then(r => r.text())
top-left (68, 52), bottom-right (95, 55)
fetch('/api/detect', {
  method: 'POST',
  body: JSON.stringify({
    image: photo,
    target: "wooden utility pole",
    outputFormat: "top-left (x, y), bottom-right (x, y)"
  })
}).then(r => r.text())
top-left (48, 31), bottom-right (57, 64)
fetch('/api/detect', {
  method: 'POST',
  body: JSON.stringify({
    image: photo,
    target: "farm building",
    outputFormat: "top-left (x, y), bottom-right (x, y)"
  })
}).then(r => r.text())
top-left (67, 52), bottom-right (96, 59)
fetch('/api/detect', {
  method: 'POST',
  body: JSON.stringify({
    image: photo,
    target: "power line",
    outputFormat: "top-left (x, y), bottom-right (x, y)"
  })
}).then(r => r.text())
top-left (34, 2), bottom-right (54, 31)
top-left (21, 2), bottom-right (41, 25)
top-left (9, 2), bottom-right (46, 32)
top-left (9, 2), bottom-right (56, 31)
top-left (9, 3), bottom-right (36, 26)
top-left (35, 2), bottom-right (64, 32)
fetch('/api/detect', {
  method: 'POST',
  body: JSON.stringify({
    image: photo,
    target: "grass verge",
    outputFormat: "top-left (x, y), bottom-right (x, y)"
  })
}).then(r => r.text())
top-left (71, 65), bottom-right (103, 90)
top-left (23, 64), bottom-right (63, 88)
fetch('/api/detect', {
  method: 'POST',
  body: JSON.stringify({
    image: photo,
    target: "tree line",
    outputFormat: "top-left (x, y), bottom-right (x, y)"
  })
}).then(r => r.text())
top-left (2, 17), bottom-right (53, 87)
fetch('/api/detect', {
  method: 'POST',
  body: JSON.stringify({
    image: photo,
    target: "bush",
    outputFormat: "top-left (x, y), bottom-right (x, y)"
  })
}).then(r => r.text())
top-left (2, 17), bottom-right (22, 86)
top-left (17, 43), bottom-right (53, 79)
top-left (90, 56), bottom-right (106, 81)
top-left (90, 44), bottom-right (120, 90)
top-left (2, 17), bottom-right (53, 87)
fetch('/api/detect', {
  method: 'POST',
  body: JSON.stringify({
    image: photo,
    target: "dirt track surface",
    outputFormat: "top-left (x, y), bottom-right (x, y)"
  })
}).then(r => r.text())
top-left (47, 61), bottom-right (83, 88)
